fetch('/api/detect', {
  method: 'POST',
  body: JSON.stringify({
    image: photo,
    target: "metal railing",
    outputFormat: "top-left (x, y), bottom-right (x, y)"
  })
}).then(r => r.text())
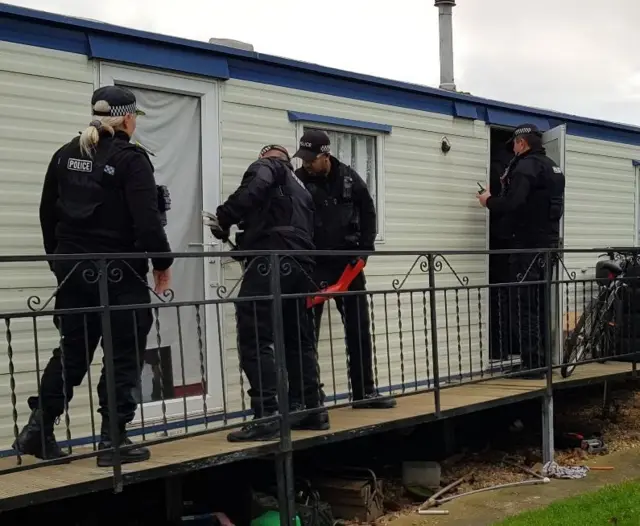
top-left (0, 247), bottom-right (638, 521)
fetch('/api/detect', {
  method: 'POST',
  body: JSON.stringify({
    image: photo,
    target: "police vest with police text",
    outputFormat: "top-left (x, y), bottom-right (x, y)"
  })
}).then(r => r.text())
top-left (54, 136), bottom-right (156, 248)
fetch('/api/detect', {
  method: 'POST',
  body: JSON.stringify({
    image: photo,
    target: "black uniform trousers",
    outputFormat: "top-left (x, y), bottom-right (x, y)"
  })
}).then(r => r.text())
top-left (508, 252), bottom-right (549, 369)
top-left (30, 259), bottom-right (153, 426)
top-left (312, 261), bottom-right (375, 400)
top-left (235, 258), bottom-right (320, 416)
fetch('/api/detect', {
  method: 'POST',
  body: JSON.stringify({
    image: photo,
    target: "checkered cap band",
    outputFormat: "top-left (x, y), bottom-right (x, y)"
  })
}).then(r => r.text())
top-left (259, 144), bottom-right (290, 160)
top-left (513, 126), bottom-right (541, 138)
top-left (108, 103), bottom-right (138, 117)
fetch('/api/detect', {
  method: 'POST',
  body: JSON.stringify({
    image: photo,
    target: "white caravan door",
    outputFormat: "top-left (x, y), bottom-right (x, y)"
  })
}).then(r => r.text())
top-left (99, 64), bottom-right (224, 428)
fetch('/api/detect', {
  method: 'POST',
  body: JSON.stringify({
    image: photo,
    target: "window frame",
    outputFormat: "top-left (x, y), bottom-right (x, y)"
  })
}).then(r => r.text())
top-left (294, 121), bottom-right (386, 244)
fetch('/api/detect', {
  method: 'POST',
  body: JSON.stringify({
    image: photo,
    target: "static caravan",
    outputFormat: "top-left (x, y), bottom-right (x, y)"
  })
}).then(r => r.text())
top-left (1, 3), bottom-right (640, 450)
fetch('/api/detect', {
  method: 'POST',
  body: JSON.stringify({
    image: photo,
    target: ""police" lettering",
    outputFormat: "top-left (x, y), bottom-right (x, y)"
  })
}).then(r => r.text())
top-left (67, 158), bottom-right (93, 172)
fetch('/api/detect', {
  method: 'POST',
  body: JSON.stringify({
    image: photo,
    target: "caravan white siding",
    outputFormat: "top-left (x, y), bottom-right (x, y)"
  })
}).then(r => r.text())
top-left (218, 79), bottom-right (490, 411)
top-left (0, 41), bottom-right (99, 446)
top-left (562, 135), bottom-right (639, 323)
top-left (563, 135), bottom-right (639, 264)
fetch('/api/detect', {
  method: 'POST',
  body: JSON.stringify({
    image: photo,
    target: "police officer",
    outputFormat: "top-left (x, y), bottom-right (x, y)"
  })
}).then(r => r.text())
top-left (294, 131), bottom-right (396, 409)
top-left (477, 124), bottom-right (565, 378)
top-left (207, 145), bottom-right (325, 442)
top-left (14, 86), bottom-right (173, 466)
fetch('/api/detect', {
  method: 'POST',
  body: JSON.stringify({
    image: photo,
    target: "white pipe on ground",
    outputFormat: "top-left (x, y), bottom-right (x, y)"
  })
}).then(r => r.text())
top-left (420, 477), bottom-right (551, 513)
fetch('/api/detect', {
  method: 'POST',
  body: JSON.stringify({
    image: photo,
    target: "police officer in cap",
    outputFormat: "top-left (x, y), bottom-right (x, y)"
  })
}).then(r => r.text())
top-left (207, 144), bottom-right (325, 442)
top-left (477, 123), bottom-right (565, 378)
top-left (14, 85), bottom-right (173, 466)
top-left (294, 130), bottom-right (396, 409)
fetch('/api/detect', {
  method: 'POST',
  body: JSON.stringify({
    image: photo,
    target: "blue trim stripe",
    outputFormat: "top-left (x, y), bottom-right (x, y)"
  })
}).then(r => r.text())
top-left (287, 111), bottom-right (392, 133)
top-left (87, 34), bottom-right (230, 79)
top-left (454, 102), bottom-right (479, 120)
top-left (1, 4), bottom-right (640, 146)
top-left (486, 108), bottom-right (550, 131)
top-left (0, 11), bottom-right (87, 55)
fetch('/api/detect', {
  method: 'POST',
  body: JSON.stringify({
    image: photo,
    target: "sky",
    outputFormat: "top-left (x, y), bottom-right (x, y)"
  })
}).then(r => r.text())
top-left (8, 0), bottom-right (640, 125)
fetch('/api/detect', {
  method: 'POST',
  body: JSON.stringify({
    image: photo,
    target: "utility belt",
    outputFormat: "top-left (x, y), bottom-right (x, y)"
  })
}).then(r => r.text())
top-left (231, 226), bottom-right (301, 263)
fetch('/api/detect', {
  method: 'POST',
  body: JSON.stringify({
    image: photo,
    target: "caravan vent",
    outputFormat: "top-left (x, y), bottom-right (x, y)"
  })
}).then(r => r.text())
top-left (208, 38), bottom-right (255, 52)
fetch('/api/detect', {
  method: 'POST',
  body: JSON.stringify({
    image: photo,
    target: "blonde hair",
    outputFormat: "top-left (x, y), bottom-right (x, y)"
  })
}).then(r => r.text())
top-left (79, 100), bottom-right (126, 158)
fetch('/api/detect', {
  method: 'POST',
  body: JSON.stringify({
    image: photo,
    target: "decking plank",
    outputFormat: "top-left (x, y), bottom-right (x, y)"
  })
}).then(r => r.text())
top-left (0, 362), bottom-right (632, 508)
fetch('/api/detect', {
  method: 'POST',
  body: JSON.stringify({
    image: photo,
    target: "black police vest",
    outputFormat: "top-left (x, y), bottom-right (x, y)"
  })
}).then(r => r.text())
top-left (239, 159), bottom-right (315, 251)
top-left (500, 150), bottom-right (565, 248)
top-left (54, 136), bottom-right (150, 249)
top-left (304, 165), bottom-right (361, 250)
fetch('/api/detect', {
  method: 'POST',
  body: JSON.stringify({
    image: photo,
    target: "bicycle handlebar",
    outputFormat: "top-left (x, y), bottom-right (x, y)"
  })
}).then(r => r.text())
top-left (598, 249), bottom-right (640, 261)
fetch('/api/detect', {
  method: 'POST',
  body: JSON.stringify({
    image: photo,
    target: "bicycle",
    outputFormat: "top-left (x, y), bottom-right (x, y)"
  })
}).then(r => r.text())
top-left (560, 250), bottom-right (639, 379)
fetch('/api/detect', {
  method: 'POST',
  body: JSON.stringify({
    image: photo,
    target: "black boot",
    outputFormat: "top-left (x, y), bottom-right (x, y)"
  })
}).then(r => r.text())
top-left (352, 392), bottom-right (397, 409)
top-left (96, 421), bottom-right (150, 468)
top-left (227, 413), bottom-right (280, 443)
top-left (13, 409), bottom-right (68, 460)
top-left (290, 402), bottom-right (330, 431)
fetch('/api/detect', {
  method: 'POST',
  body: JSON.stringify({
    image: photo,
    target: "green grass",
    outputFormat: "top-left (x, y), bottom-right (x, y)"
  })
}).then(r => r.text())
top-left (495, 479), bottom-right (640, 525)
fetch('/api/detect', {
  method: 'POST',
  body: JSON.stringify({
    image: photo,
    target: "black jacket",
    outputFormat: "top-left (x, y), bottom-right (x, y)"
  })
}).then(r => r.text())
top-left (295, 156), bottom-right (376, 253)
top-left (487, 146), bottom-right (565, 248)
top-left (216, 157), bottom-right (315, 256)
top-left (39, 131), bottom-right (173, 273)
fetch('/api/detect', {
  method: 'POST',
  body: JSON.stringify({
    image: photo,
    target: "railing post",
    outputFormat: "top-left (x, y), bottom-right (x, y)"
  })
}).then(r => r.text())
top-left (542, 250), bottom-right (555, 464)
top-left (634, 248), bottom-right (638, 378)
top-left (427, 254), bottom-right (441, 417)
top-left (97, 258), bottom-right (123, 492)
top-left (270, 253), bottom-right (296, 525)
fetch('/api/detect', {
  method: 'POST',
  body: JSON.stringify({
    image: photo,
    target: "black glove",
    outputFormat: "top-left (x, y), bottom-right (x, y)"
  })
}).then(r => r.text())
top-left (202, 211), bottom-right (230, 241)
top-left (211, 226), bottom-right (230, 241)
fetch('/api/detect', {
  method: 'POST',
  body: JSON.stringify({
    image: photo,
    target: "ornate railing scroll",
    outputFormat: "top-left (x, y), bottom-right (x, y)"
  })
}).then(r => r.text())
top-left (27, 259), bottom-right (176, 312)
top-left (391, 255), bottom-right (429, 291)
top-left (432, 254), bottom-right (470, 287)
top-left (392, 253), bottom-right (469, 290)
top-left (517, 251), bottom-right (576, 283)
top-left (27, 261), bottom-right (83, 312)
top-left (214, 255), bottom-right (272, 299)
top-left (216, 254), bottom-right (325, 300)
top-left (556, 255), bottom-right (577, 281)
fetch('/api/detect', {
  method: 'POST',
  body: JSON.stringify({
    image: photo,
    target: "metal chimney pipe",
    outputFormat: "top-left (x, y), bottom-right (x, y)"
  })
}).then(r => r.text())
top-left (434, 0), bottom-right (456, 91)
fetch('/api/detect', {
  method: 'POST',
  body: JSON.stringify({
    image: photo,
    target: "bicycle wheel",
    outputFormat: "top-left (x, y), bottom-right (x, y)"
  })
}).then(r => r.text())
top-left (561, 297), bottom-right (603, 378)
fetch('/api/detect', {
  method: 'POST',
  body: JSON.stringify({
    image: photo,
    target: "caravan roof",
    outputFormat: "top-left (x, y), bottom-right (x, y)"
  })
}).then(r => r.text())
top-left (1, 2), bottom-right (639, 146)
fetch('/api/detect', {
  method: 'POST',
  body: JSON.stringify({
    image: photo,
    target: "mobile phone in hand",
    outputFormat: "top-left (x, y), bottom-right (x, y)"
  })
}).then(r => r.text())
top-left (477, 182), bottom-right (485, 193)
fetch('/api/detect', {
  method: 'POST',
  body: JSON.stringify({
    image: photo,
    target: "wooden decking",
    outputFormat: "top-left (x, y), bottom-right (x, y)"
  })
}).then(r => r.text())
top-left (0, 362), bottom-right (633, 510)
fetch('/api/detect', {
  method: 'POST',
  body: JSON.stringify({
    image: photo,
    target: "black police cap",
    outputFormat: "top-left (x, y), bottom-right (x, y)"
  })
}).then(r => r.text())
top-left (293, 130), bottom-right (331, 163)
top-left (91, 86), bottom-right (146, 117)
top-left (507, 123), bottom-right (543, 145)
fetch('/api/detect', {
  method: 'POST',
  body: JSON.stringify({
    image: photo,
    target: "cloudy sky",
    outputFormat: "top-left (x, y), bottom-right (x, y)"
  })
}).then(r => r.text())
top-left (9, 0), bottom-right (640, 125)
